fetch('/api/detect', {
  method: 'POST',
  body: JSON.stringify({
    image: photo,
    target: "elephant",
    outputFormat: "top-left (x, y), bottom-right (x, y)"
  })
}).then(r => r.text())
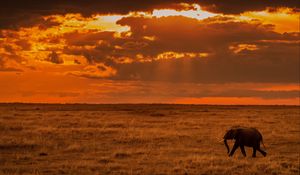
top-left (223, 126), bottom-right (267, 157)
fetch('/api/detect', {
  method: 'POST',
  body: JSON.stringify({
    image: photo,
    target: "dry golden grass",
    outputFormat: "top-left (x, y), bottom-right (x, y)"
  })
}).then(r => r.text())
top-left (0, 104), bottom-right (299, 175)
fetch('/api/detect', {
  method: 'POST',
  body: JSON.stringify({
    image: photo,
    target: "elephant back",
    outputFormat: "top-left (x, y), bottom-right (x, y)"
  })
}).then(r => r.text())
top-left (238, 127), bottom-right (263, 146)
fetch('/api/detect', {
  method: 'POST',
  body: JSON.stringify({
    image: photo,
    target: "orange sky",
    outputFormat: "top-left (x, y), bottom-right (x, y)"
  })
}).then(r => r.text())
top-left (0, 2), bottom-right (299, 105)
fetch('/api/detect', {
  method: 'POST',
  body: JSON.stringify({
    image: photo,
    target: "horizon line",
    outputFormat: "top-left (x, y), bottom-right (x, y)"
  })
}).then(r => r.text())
top-left (0, 102), bottom-right (299, 107)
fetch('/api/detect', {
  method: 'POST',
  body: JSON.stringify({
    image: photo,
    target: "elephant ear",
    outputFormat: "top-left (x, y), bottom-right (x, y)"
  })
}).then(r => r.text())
top-left (232, 129), bottom-right (240, 140)
top-left (224, 129), bottom-right (233, 139)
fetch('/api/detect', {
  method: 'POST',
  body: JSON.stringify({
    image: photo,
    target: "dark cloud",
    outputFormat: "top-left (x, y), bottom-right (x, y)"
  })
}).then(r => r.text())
top-left (1, 12), bottom-right (298, 84)
top-left (59, 17), bottom-right (299, 83)
top-left (0, 0), bottom-right (185, 29)
top-left (0, 58), bottom-right (23, 72)
top-left (66, 64), bottom-right (117, 79)
top-left (0, 12), bottom-right (61, 30)
top-left (117, 16), bottom-right (282, 54)
top-left (0, 67), bottom-right (22, 72)
top-left (1, 0), bottom-right (299, 29)
top-left (62, 16), bottom-right (299, 83)
top-left (20, 91), bottom-right (80, 97)
top-left (173, 88), bottom-right (300, 99)
top-left (198, 0), bottom-right (299, 14)
top-left (74, 59), bottom-right (81, 64)
top-left (14, 40), bottom-right (32, 50)
top-left (65, 16), bottom-right (288, 66)
top-left (64, 31), bottom-right (114, 46)
top-left (97, 65), bottom-right (108, 71)
top-left (91, 81), bottom-right (300, 100)
top-left (111, 55), bottom-right (299, 83)
top-left (46, 51), bottom-right (64, 64)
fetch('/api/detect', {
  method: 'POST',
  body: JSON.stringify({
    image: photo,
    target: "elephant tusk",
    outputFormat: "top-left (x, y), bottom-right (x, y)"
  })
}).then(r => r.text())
top-left (215, 137), bottom-right (224, 143)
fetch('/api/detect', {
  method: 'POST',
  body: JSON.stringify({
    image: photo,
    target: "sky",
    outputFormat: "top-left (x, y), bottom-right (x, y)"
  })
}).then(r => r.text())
top-left (0, 0), bottom-right (299, 105)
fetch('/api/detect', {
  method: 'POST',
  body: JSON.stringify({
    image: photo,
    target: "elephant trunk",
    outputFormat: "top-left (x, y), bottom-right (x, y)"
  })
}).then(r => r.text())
top-left (224, 139), bottom-right (230, 153)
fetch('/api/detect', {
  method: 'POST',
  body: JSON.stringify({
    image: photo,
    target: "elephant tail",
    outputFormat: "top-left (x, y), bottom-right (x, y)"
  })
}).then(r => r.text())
top-left (258, 131), bottom-right (266, 149)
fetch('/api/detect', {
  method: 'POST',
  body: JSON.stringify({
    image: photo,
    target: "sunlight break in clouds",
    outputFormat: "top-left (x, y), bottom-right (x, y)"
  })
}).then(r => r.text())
top-left (152, 4), bottom-right (217, 20)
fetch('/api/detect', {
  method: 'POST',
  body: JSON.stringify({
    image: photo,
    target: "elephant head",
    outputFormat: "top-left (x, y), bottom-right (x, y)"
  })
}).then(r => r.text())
top-left (223, 128), bottom-right (239, 153)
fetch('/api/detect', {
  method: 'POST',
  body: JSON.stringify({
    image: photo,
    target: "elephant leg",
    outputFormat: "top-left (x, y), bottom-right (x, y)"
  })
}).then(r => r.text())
top-left (240, 145), bottom-right (246, 157)
top-left (257, 147), bottom-right (267, 157)
top-left (252, 147), bottom-right (257, 157)
top-left (229, 142), bottom-right (239, 157)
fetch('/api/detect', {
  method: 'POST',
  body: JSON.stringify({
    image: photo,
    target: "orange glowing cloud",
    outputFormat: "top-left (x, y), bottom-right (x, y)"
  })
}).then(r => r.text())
top-left (241, 8), bottom-right (300, 33)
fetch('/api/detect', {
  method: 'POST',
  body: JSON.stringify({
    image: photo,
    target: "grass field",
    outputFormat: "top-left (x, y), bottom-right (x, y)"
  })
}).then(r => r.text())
top-left (0, 104), bottom-right (299, 175)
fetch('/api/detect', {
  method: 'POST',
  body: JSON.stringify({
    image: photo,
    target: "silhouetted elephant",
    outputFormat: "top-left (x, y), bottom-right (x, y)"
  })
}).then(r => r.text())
top-left (223, 126), bottom-right (267, 157)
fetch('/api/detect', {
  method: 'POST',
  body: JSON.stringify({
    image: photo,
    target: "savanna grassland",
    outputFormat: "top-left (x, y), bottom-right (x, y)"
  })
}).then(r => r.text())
top-left (0, 104), bottom-right (299, 175)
